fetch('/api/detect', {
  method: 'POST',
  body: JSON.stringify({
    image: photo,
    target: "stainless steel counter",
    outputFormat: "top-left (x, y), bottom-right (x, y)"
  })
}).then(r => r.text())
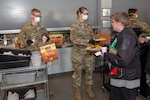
top-left (47, 47), bottom-right (73, 75)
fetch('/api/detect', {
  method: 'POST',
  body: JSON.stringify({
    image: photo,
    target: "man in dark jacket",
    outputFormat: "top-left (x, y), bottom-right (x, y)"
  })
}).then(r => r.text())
top-left (101, 12), bottom-right (141, 100)
top-left (145, 49), bottom-right (150, 86)
top-left (138, 36), bottom-right (150, 86)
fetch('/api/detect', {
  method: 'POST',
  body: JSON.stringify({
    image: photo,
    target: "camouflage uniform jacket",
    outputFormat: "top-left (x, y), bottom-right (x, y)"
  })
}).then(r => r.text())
top-left (130, 18), bottom-right (150, 36)
top-left (70, 20), bottom-right (93, 53)
top-left (18, 23), bottom-right (49, 52)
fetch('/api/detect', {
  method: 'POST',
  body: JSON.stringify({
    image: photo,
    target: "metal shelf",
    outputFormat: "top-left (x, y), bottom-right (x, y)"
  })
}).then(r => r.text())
top-left (0, 64), bottom-right (47, 73)
top-left (37, 90), bottom-right (48, 100)
top-left (0, 78), bottom-right (48, 90)
top-left (0, 64), bottom-right (50, 100)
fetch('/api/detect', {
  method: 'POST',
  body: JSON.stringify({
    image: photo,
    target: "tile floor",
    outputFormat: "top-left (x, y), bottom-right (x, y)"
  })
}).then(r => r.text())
top-left (48, 71), bottom-right (149, 100)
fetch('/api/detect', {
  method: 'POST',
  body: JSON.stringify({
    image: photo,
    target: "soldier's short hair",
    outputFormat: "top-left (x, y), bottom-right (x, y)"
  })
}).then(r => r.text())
top-left (31, 8), bottom-right (41, 14)
top-left (77, 7), bottom-right (88, 15)
top-left (128, 8), bottom-right (137, 17)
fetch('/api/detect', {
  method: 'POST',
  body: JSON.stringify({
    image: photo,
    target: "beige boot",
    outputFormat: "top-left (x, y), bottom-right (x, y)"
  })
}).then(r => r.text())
top-left (75, 87), bottom-right (81, 100)
top-left (86, 85), bottom-right (95, 98)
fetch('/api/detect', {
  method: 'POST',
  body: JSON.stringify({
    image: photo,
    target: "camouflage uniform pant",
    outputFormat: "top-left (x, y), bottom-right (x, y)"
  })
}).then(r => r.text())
top-left (72, 51), bottom-right (95, 88)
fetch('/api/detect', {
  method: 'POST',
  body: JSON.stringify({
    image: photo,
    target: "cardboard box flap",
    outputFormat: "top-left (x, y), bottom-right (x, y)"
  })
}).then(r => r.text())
top-left (39, 42), bottom-right (58, 63)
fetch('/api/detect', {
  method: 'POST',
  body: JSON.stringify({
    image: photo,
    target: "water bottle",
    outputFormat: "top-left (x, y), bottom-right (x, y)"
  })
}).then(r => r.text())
top-left (111, 38), bottom-right (117, 49)
top-left (3, 35), bottom-right (7, 46)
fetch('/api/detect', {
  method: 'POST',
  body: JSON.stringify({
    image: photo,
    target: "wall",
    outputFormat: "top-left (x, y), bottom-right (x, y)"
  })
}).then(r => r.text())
top-left (112, 0), bottom-right (150, 25)
top-left (99, 0), bottom-right (112, 33)
top-left (99, 0), bottom-right (150, 33)
top-left (1, 0), bottom-right (150, 30)
top-left (0, 0), bottom-right (98, 30)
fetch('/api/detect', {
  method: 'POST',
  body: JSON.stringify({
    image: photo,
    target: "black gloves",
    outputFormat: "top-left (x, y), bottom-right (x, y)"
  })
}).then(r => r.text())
top-left (27, 40), bottom-right (33, 45)
top-left (89, 39), bottom-right (95, 45)
top-left (133, 28), bottom-right (142, 37)
top-left (46, 36), bottom-right (50, 42)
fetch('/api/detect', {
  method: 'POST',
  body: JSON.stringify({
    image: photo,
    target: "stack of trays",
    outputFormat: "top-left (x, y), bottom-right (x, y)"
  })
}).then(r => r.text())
top-left (0, 48), bottom-right (31, 70)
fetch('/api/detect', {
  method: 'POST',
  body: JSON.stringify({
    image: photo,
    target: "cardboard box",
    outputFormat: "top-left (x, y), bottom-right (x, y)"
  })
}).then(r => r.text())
top-left (49, 34), bottom-right (63, 46)
top-left (39, 42), bottom-right (58, 63)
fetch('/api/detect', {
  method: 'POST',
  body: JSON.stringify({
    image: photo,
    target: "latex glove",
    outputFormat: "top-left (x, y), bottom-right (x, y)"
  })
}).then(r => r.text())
top-left (89, 39), bottom-right (95, 45)
top-left (42, 35), bottom-right (49, 43)
top-left (27, 40), bottom-right (33, 45)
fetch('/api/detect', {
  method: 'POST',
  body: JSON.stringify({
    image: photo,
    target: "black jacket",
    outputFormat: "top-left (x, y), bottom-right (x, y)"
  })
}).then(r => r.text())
top-left (104, 28), bottom-right (141, 80)
top-left (144, 40), bottom-right (150, 75)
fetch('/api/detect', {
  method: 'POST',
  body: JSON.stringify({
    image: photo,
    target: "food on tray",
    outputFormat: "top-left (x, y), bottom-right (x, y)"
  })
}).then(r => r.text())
top-left (93, 34), bottom-right (106, 41)
top-left (94, 38), bottom-right (106, 41)
top-left (86, 45), bottom-right (101, 51)
top-left (94, 34), bottom-right (101, 39)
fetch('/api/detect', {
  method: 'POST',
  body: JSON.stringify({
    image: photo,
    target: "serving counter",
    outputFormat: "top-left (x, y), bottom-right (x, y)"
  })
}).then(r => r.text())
top-left (0, 44), bottom-right (73, 75)
top-left (0, 26), bottom-right (99, 75)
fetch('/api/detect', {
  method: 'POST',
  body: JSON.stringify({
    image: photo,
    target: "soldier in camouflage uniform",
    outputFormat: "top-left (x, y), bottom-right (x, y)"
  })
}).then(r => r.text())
top-left (128, 8), bottom-right (150, 36)
top-left (18, 8), bottom-right (54, 96)
top-left (18, 8), bottom-right (49, 52)
top-left (70, 7), bottom-right (96, 100)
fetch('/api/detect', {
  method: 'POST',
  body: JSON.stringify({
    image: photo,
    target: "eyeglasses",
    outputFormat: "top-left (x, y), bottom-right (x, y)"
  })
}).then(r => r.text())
top-left (82, 13), bottom-right (88, 15)
top-left (32, 13), bottom-right (41, 17)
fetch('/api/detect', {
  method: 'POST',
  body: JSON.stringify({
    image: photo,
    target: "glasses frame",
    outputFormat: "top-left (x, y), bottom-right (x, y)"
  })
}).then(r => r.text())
top-left (81, 12), bottom-right (88, 15)
top-left (32, 13), bottom-right (41, 17)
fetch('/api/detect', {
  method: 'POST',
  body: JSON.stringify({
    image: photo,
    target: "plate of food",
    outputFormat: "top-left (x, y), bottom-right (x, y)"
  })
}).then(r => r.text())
top-left (93, 34), bottom-right (106, 41)
top-left (86, 45), bottom-right (101, 51)
top-left (93, 38), bottom-right (106, 41)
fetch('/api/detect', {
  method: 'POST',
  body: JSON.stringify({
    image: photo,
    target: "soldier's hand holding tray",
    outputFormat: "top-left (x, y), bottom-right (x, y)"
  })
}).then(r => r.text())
top-left (86, 45), bottom-right (101, 52)
top-left (88, 39), bottom-right (95, 44)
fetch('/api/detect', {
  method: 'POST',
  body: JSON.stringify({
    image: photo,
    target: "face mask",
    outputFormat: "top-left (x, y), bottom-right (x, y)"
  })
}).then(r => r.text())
top-left (34, 17), bottom-right (40, 23)
top-left (82, 15), bottom-right (88, 20)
